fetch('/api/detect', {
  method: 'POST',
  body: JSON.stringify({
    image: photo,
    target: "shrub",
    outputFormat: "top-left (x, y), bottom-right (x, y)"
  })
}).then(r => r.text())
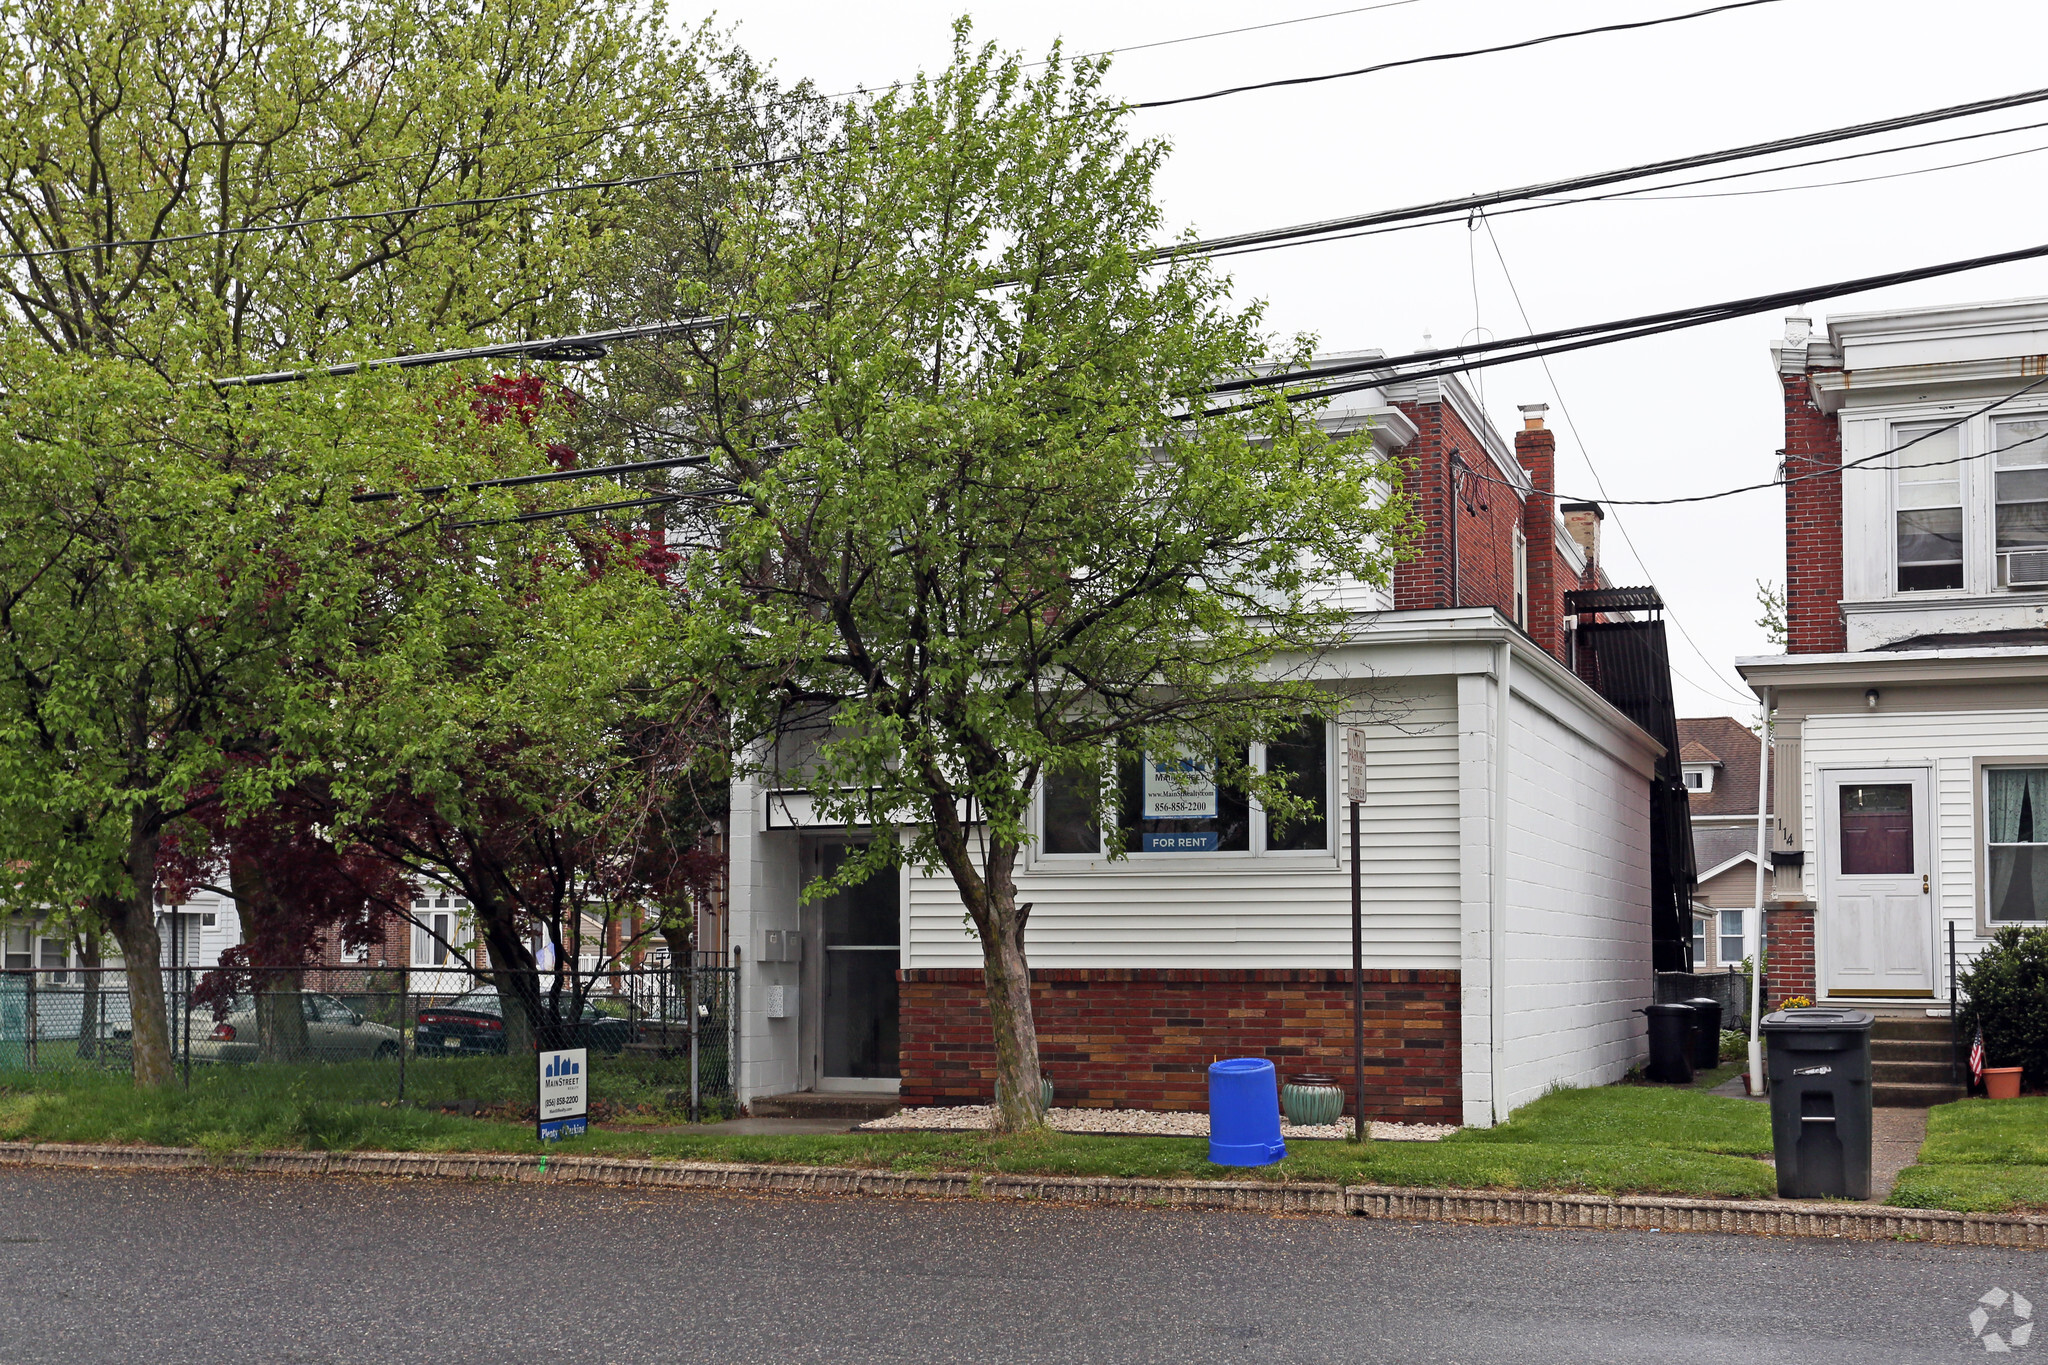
top-left (1719, 1030), bottom-right (1747, 1063)
top-left (1958, 926), bottom-right (2048, 1088)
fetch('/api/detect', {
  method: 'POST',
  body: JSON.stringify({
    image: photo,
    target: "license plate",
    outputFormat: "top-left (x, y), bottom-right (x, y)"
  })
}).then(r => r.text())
top-left (444, 1037), bottom-right (462, 1049)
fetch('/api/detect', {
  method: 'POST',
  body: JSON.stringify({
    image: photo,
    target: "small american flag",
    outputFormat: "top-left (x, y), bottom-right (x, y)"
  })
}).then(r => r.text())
top-left (1970, 1025), bottom-right (1986, 1086)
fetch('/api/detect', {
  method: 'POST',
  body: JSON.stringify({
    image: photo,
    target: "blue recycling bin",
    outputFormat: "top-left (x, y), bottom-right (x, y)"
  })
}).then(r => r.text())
top-left (1209, 1057), bottom-right (1287, 1166)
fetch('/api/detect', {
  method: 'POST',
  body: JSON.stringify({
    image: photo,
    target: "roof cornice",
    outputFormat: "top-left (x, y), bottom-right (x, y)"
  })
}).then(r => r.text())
top-left (1737, 645), bottom-right (2048, 687)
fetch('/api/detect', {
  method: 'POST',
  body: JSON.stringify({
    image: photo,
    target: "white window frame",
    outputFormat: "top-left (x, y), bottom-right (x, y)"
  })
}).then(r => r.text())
top-left (1891, 418), bottom-right (1966, 595)
top-left (1681, 764), bottom-right (1714, 793)
top-left (1690, 915), bottom-right (1707, 966)
top-left (1979, 760), bottom-right (2048, 928)
top-left (1718, 909), bottom-right (1746, 967)
top-left (1030, 723), bottom-right (1338, 866)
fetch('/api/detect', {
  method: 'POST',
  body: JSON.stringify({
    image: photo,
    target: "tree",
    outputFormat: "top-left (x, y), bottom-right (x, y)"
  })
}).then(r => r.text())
top-left (0, 0), bottom-right (706, 1084)
top-left (598, 30), bottom-right (1415, 1131)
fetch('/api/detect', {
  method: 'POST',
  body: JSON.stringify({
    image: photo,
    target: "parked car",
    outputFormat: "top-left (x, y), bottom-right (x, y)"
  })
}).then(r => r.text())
top-left (413, 988), bottom-right (636, 1056)
top-left (184, 993), bottom-right (402, 1063)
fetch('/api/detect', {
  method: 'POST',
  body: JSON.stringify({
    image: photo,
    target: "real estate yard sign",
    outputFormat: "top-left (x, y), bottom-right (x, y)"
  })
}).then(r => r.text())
top-left (537, 1047), bottom-right (588, 1142)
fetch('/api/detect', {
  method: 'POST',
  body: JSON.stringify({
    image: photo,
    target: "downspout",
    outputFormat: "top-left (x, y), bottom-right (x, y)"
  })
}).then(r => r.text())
top-left (1449, 454), bottom-right (1464, 609)
top-left (1490, 635), bottom-right (1512, 1124)
top-left (1747, 685), bottom-right (1774, 1096)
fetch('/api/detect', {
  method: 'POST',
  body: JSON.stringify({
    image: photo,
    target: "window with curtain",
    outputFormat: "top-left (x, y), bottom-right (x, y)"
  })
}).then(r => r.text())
top-left (1993, 417), bottom-right (2048, 587)
top-left (1894, 421), bottom-right (1964, 591)
top-left (1986, 767), bottom-right (2048, 922)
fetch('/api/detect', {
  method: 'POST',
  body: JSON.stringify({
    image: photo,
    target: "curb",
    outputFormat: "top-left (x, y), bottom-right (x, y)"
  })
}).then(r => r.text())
top-left (2, 1141), bottom-right (2043, 1245)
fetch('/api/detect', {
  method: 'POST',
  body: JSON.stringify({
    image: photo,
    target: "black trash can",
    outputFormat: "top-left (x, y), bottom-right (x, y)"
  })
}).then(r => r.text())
top-left (1682, 996), bottom-right (1723, 1070)
top-left (1642, 1003), bottom-right (1694, 1084)
top-left (1762, 1006), bottom-right (1874, 1200)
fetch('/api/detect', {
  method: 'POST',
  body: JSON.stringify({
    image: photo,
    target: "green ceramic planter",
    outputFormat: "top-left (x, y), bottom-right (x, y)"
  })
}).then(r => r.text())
top-left (1281, 1073), bottom-right (1345, 1126)
top-left (997, 1074), bottom-right (1055, 1110)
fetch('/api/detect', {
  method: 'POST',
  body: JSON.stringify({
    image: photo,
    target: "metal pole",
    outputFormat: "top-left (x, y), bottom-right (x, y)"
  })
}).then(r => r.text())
top-left (1351, 797), bottom-right (1365, 1144)
top-left (179, 920), bottom-right (191, 1092)
top-left (25, 965), bottom-right (36, 1074)
top-left (689, 960), bottom-right (701, 1123)
top-left (1947, 922), bottom-right (1956, 1084)
top-left (397, 963), bottom-right (409, 1104)
top-left (1746, 686), bottom-right (1773, 1097)
top-left (731, 944), bottom-right (742, 1113)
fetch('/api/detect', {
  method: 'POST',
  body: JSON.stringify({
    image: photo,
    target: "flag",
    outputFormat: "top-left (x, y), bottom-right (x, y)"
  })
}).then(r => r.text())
top-left (1970, 1025), bottom-right (1986, 1086)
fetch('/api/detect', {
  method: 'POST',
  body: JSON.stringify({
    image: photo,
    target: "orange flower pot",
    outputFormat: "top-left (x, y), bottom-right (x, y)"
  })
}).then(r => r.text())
top-left (1984, 1066), bottom-right (2024, 1100)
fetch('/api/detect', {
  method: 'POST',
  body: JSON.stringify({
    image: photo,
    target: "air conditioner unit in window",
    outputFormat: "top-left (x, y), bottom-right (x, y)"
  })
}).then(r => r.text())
top-left (2009, 550), bottom-right (2048, 587)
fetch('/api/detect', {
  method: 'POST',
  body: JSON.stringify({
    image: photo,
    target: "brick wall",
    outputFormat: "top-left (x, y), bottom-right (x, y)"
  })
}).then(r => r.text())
top-left (1391, 397), bottom-right (1527, 623)
top-left (898, 967), bottom-right (1461, 1123)
top-left (1515, 418), bottom-right (1564, 661)
top-left (1782, 372), bottom-right (1846, 654)
top-left (1764, 903), bottom-right (1816, 1007)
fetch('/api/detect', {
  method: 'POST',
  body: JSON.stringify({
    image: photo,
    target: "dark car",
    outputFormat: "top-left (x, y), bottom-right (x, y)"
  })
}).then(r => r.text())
top-left (414, 988), bottom-right (636, 1056)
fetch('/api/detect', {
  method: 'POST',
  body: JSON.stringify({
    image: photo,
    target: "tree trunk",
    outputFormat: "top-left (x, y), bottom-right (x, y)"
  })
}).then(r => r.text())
top-left (475, 910), bottom-right (541, 1054)
top-left (229, 851), bottom-right (309, 1062)
top-left (98, 819), bottom-right (172, 1086)
top-left (981, 905), bottom-right (1045, 1133)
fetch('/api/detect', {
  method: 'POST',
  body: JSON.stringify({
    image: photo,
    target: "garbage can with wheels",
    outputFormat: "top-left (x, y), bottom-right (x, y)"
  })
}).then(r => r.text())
top-left (1681, 996), bottom-right (1723, 1070)
top-left (1641, 1003), bottom-right (1694, 1084)
top-left (1762, 1005), bottom-right (1874, 1200)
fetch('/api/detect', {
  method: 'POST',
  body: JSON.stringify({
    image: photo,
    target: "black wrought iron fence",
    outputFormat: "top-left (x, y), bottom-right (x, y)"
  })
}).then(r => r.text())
top-left (0, 959), bottom-right (735, 1121)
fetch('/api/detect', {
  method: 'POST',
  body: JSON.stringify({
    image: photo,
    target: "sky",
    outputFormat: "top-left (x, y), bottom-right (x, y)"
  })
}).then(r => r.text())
top-left (682, 0), bottom-right (2048, 719)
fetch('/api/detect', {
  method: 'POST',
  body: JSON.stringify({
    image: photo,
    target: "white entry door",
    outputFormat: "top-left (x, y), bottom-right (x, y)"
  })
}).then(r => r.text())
top-left (1820, 768), bottom-right (1935, 997)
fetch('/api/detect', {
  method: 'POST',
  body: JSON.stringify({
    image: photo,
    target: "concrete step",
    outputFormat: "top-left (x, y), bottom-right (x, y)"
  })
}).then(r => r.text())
top-left (1872, 1059), bottom-right (1960, 1087)
top-left (749, 1091), bottom-right (901, 1121)
top-left (1871, 1038), bottom-right (1952, 1063)
top-left (1873, 1081), bottom-right (1966, 1108)
top-left (1869, 1017), bottom-right (1952, 1042)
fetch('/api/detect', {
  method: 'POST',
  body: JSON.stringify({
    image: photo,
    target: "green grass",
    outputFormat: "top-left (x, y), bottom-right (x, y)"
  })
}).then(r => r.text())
top-left (1886, 1097), bottom-right (2048, 1214)
top-left (0, 1068), bottom-right (1779, 1200)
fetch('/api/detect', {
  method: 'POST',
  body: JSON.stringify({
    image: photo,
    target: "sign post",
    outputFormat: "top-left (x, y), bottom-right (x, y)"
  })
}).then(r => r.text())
top-left (1345, 727), bottom-right (1369, 1144)
top-left (537, 1046), bottom-right (588, 1142)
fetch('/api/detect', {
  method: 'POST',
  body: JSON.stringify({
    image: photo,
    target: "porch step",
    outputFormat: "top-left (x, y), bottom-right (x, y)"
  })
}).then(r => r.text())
top-left (1873, 1081), bottom-right (1966, 1108)
top-left (749, 1092), bottom-right (900, 1121)
top-left (1870, 1038), bottom-right (1950, 1064)
top-left (1869, 1016), bottom-right (1952, 1043)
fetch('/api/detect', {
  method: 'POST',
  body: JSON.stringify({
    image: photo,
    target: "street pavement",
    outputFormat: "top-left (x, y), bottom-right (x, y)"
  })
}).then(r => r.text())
top-left (0, 1166), bottom-right (2040, 1363)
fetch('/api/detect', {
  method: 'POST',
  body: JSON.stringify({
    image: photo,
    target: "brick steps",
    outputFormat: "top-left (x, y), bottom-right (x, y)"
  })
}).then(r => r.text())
top-left (1870, 1017), bottom-right (1963, 1109)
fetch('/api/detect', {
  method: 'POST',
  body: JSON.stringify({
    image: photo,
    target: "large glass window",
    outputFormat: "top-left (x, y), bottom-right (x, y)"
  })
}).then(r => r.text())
top-left (1986, 768), bottom-right (2048, 923)
top-left (1839, 783), bottom-right (1914, 875)
top-left (1038, 723), bottom-right (1330, 856)
top-left (1718, 909), bottom-right (1746, 966)
top-left (1894, 422), bottom-right (1963, 591)
top-left (1993, 418), bottom-right (2048, 588)
top-left (1263, 721), bottom-right (1330, 852)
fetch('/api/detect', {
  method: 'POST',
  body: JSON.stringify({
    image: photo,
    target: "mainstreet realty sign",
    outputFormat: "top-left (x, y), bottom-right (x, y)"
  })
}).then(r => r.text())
top-left (537, 1047), bottom-right (588, 1141)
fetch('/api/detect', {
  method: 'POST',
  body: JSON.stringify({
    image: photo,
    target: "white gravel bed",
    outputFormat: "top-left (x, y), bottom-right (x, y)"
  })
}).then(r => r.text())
top-left (858, 1105), bottom-right (1454, 1142)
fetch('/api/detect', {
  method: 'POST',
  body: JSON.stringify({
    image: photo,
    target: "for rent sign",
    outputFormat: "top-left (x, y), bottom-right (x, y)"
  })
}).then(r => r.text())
top-left (536, 1047), bottom-right (589, 1142)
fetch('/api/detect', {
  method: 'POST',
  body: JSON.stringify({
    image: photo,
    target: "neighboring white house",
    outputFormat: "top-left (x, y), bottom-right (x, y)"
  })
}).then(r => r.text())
top-left (1741, 298), bottom-right (2048, 1010)
top-left (728, 380), bottom-right (1684, 1129)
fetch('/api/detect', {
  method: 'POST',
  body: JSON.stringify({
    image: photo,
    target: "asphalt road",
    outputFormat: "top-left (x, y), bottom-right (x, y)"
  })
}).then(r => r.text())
top-left (0, 1167), bottom-right (2040, 1364)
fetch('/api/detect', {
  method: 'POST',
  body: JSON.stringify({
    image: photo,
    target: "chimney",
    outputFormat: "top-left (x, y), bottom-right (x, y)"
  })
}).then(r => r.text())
top-left (1514, 406), bottom-right (1564, 661)
top-left (1560, 501), bottom-right (1603, 573)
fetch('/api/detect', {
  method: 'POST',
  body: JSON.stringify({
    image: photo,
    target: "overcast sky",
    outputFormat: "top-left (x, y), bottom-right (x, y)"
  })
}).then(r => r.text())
top-left (688, 0), bottom-right (2048, 719)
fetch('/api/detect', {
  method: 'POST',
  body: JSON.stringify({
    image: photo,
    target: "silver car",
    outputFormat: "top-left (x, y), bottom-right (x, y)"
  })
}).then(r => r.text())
top-left (184, 992), bottom-right (402, 1063)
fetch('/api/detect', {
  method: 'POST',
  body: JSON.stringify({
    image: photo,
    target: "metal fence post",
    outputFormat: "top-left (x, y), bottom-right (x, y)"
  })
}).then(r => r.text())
top-left (24, 966), bottom-right (36, 1074)
top-left (689, 959), bottom-right (700, 1123)
top-left (1949, 921), bottom-right (1960, 1086)
top-left (397, 963), bottom-right (409, 1105)
top-left (731, 944), bottom-right (742, 1116)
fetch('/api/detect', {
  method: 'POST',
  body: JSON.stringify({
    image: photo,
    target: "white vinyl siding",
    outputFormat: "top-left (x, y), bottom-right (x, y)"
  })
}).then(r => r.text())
top-left (1800, 707), bottom-right (2048, 961)
top-left (904, 681), bottom-right (1462, 970)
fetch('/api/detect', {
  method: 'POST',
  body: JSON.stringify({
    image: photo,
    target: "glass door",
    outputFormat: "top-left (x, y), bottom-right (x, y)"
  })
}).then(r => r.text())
top-left (819, 844), bottom-right (899, 1081)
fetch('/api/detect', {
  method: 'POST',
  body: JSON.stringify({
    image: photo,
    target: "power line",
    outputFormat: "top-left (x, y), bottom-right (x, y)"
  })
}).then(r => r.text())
top-left (211, 318), bottom-right (736, 388)
top-left (1143, 84), bottom-right (2048, 264)
top-left (1132, 0), bottom-right (1786, 112)
top-left (350, 453), bottom-right (714, 505)
top-left (1477, 214), bottom-right (1754, 708)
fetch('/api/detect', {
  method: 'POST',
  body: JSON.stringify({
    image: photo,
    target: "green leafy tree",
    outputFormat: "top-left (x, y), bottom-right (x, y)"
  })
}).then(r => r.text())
top-left (598, 30), bottom-right (1415, 1131)
top-left (0, 0), bottom-right (704, 1085)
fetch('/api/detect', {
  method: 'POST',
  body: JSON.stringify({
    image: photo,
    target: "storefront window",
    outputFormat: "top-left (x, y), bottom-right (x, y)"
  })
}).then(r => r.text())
top-left (1987, 768), bottom-right (2048, 922)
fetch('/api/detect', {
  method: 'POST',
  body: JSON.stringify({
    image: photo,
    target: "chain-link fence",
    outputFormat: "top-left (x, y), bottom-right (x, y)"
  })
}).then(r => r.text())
top-left (0, 959), bottom-right (735, 1121)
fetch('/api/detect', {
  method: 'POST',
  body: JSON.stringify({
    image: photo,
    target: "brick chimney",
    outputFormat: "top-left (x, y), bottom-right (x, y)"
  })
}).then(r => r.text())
top-left (1776, 314), bottom-right (1845, 654)
top-left (1560, 501), bottom-right (1604, 574)
top-left (1514, 404), bottom-right (1566, 662)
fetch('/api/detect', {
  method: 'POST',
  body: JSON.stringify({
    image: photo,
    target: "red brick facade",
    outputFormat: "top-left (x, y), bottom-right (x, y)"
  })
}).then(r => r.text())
top-left (898, 967), bottom-right (1462, 1123)
top-left (1781, 373), bottom-right (1846, 654)
top-left (1515, 417), bottom-right (1565, 660)
top-left (1390, 397), bottom-right (1527, 630)
top-left (1764, 903), bottom-right (1816, 1007)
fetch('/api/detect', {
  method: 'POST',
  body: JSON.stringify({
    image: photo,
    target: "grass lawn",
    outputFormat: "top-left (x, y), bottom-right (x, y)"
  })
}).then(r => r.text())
top-left (1887, 1097), bottom-right (2048, 1214)
top-left (0, 1068), bottom-right (1778, 1201)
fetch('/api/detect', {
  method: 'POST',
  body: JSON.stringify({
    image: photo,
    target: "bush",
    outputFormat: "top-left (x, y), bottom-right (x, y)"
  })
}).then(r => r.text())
top-left (1719, 1030), bottom-right (1747, 1063)
top-left (1958, 925), bottom-right (2048, 1088)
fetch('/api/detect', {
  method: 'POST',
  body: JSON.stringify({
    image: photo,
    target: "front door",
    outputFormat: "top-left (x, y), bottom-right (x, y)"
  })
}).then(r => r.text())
top-left (1820, 768), bottom-right (1935, 997)
top-left (818, 844), bottom-right (899, 1083)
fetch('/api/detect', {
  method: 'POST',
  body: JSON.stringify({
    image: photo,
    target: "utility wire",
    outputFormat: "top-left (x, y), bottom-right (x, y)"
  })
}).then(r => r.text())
top-left (1143, 84), bottom-right (2048, 264)
top-left (350, 453), bottom-right (715, 504)
top-left (1132, 0), bottom-right (1786, 111)
top-left (1477, 213), bottom-right (1753, 708)
top-left (212, 318), bottom-right (737, 388)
